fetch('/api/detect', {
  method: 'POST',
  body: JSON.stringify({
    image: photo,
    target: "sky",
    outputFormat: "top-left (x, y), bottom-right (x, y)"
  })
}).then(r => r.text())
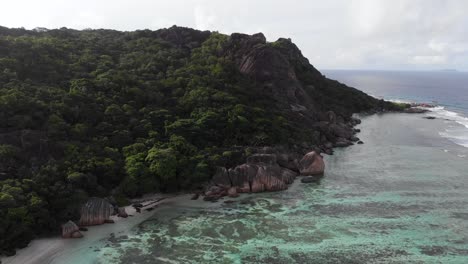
top-left (1, 0), bottom-right (467, 71)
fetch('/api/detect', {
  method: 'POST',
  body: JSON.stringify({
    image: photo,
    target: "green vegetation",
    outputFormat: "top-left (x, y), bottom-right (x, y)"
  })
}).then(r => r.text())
top-left (0, 26), bottom-right (390, 255)
top-left (0, 26), bottom-right (290, 254)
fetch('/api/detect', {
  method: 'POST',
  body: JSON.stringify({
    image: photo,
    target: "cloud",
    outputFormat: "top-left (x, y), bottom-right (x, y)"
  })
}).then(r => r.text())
top-left (0, 0), bottom-right (467, 70)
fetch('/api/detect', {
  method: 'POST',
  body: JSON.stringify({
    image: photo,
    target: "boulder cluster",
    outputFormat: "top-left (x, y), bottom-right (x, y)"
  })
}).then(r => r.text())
top-left (315, 112), bottom-right (362, 153)
top-left (61, 220), bottom-right (83, 238)
top-left (203, 149), bottom-right (325, 201)
top-left (61, 197), bottom-right (129, 239)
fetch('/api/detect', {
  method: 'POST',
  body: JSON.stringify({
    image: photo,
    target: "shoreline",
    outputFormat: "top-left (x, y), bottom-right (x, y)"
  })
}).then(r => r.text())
top-left (4, 108), bottom-right (467, 264)
top-left (1, 194), bottom-right (189, 264)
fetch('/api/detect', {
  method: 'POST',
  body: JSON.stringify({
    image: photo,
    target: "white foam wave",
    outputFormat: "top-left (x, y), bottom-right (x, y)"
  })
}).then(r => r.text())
top-left (426, 106), bottom-right (468, 129)
top-left (426, 106), bottom-right (468, 148)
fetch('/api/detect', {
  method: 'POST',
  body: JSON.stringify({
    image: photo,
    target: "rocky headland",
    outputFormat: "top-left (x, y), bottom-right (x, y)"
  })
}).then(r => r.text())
top-left (0, 25), bottom-right (411, 255)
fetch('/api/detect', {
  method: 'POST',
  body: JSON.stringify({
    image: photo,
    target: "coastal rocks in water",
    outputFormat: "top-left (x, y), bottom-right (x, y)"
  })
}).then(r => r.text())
top-left (79, 197), bottom-right (114, 226)
top-left (334, 138), bottom-right (353, 148)
top-left (117, 207), bottom-right (128, 218)
top-left (424, 116), bottom-right (436, 119)
top-left (357, 140), bottom-right (364, 144)
top-left (208, 152), bottom-right (301, 200)
top-left (61, 220), bottom-right (83, 239)
top-left (301, 176), bottom-right (321, 183)
top-left (404, 107), bottom-right (429, 114)
top-left (299, 151), bottom-right (325, 176)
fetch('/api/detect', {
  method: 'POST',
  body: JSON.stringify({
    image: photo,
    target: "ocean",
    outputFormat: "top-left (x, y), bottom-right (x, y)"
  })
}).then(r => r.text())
top-left (323, 70), bottom-right (468, 148)
top-left (4, 71), bottom-right (468, 264)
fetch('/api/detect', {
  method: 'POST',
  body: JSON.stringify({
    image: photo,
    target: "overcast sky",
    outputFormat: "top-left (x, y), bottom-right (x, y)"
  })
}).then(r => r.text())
top-left (1, 0), bottom-right (467, 70)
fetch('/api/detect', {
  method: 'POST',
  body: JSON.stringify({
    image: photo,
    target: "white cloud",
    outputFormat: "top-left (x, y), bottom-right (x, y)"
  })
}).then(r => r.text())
top-left (0, 0), bottom-right (467, 70)
top-left (410, 55), bottom-right (447, 65)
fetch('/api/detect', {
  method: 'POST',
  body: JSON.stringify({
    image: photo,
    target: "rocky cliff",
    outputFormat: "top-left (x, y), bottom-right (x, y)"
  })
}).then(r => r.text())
top-left (0, 26), bottom-right (404, 254)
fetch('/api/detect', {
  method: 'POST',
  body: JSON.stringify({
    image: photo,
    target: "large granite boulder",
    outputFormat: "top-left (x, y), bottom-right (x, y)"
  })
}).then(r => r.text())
top-left (253, 165), bottom-right (286, 192)
top-left (61, 220), bottom-right (82, 238)
top-left (79, 197), bottom-right (114, 226)
top-left (299, 151), bottom-right (325, 176)
top-left (229, 164), bottom-right (258, 192)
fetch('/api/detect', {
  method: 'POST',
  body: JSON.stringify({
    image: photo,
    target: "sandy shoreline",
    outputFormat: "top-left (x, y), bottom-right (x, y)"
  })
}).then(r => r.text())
top-left (1, 193), bottom-right (190, 264)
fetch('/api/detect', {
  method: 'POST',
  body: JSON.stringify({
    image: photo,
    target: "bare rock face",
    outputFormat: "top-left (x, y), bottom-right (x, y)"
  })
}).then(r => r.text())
top-left (229, 163), bottom-right (258, 188)
top-left (256, 165), bottom-right (287, 191)
top-left (79, 197), bottom-right (114, 226)
top-left (299, 151), bottom-right (325, 176)
top-left (61, 220), bottom-right (82, 239)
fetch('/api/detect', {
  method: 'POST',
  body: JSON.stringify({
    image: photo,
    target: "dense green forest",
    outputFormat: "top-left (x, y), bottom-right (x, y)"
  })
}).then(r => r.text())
top-left (0, 26), bottom-right (396, 255)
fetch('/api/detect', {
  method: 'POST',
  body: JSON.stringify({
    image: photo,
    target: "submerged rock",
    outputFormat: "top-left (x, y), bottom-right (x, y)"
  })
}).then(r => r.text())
top-left (301, 176), bottom-right (321, 183)
top-left (299, 151), bottom-right (325, 176)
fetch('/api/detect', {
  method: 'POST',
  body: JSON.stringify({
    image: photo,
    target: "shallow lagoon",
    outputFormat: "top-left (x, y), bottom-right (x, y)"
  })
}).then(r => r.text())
top-left (10, 113), bottom-right (468, 263)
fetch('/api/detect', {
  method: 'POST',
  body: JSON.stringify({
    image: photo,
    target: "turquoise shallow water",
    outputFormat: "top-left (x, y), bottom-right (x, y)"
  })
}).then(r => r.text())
top-left (68, 113), bottom-right (468, 264)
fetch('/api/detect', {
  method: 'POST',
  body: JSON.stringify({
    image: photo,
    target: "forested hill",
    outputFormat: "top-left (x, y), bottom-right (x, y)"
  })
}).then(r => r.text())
top-left (0, 25), bottom-right (398, 254)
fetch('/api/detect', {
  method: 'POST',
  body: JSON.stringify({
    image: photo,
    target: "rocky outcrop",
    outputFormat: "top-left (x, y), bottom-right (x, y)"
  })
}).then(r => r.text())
top-left (299, 151), bottom-right (325, 176)
top-left (61, 220), bottom-right (82, 238)
top-left (79, 197), bottom-right (114, 226)
top-left (207, 152), bottom-right (304, 201)
top-left (117, 207), bottom-right (128, 218)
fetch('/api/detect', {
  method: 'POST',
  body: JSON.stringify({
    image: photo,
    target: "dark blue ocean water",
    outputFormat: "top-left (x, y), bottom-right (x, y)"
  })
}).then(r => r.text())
top-left (323, 70), bottom-right (468, 115)
top-left (323, 70), bottom-right (468, 148)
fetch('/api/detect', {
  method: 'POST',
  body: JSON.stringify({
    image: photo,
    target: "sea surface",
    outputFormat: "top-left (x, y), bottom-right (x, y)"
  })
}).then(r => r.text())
top-left (323, 70), bottom-right (468, 148)
top-left (5, 71), bottom-right (468, 263)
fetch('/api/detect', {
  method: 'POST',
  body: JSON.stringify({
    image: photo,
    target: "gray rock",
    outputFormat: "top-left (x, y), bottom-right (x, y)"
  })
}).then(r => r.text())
top-left (299, 151), bottom-right (325, 176)
top-left (61, 221), bottom-right (82, 238)
top-left (79, 197), bottom-right (114, 226)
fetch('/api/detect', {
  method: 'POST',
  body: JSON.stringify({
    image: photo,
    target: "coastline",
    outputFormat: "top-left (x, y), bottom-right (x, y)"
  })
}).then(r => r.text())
top-left (1, 194), bottom-right (189, 264)
top-left (4, 107), bottom-right (468, 263)
top-left (47, 111), bottom-right (468, 263)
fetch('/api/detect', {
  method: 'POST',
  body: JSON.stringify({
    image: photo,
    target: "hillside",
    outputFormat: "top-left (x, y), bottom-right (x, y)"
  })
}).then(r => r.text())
top-left (0, 25), bottom-right (398, 255)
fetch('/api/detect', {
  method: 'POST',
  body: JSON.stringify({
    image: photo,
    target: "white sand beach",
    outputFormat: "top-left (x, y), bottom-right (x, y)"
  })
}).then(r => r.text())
top-left (1, 194), bottom-right (190, 264)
